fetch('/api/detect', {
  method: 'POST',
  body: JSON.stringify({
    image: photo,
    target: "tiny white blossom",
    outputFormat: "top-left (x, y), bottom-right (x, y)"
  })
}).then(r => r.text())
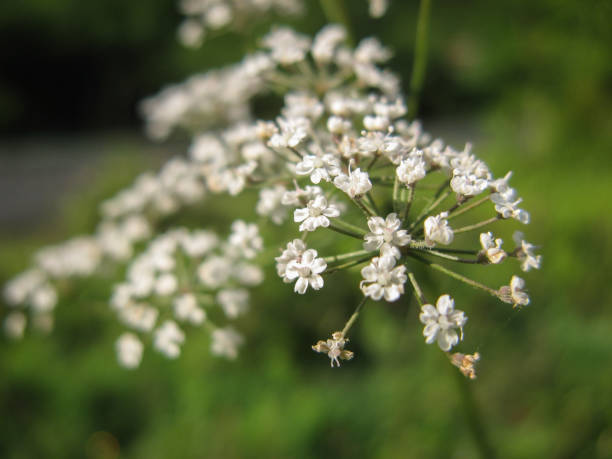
top-left (491, 187), bottom-right (530, 224)
top-left (479, 232), bottom-right (507, 264)
top-left (424, 212), bottom-right (454, 247)
top-left (268, 116), bottom-right (310, 149)
top-left (173, 293), bottom-right (206, 325)
top-left (198, 256), bottom-right (232, 288)
top-left (360, 255), bottom-right (407, 302)
top-left (419, 294), bottom-right (467, 351)
top-left (115, 333), bottom-right (144, 369)
top-left (294, 195), bottom-right (341, 232)
top-left (333, 167), bottom-right (372, 198)
top-left (285, 249), bottom-right (327, 294)
top-left (154, 273), bottom-right (178, 296)
top-left (275, 239), bottom-right (307, 281)
top-left (513, 231), bottom-right (541, 272)
top-left (510, 275), bottom-right (530, 307)
top-left (153, 320), bottom-right (185, 359)
top-left (396, 150), bottom-right (427, 185)
top-left (228, 220), bottom-right (263, 259)
top-left (295, 153), bottom-right (342, 184)
top-left (256, 185), bottom-right (290, 224)
top-left (363, 213), bottom-right (411, 258)
top-left (217, 288), bottom-right (249, 318)
top-left (211, 326), bottom-right (243, 360)
top-left (311, 24), bottom-right (346, 63)
top-left (119, 303), bottom-right (158, 332)
top-left (262, 27), bottom-right (311, 65)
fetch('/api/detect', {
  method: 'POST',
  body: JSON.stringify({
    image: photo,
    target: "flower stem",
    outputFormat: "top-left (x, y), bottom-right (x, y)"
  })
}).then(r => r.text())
top-left (453, 216), bottom-right (500, 234)
top-left (400, 184), bottom-right (414, 225)
top-left (341, 296), bottom-right (368, 337)
top-left (447, 194), bottom-right (491, 220)
top-left (325, 255), bottom-right (373, 274)
top-left (353, 196), bottom-right (376, 217)
top-left (324, 249), bottom-right (374, 264)
top-left (407, 253), bottom-right (499, 296)
top-left (411, 247), bottom-right (481, 264)
top-left (408, 0), bottom-right (433, 119)
top-left (407, 272), bottom-right (427, 306)
top-left (409, 188), bottom-right (452, 232)
top-left (329, 218), bottom-right (367, 237)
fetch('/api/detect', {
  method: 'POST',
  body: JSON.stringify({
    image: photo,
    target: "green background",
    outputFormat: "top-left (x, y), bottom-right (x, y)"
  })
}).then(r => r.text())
top-left (1, 0), bottom-right (611, 457)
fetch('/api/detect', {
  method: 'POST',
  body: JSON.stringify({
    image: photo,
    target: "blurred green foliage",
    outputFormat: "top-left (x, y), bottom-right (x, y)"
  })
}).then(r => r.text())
top-left (1, 0), bottom-right (612, 458)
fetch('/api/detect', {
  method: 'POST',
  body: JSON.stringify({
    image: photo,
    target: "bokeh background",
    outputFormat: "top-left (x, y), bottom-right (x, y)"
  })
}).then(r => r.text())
top-left (1, 0), bottom-right (612, 457)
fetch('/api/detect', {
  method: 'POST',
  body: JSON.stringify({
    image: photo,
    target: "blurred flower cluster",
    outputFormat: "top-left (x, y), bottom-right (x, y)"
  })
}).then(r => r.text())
top-left (2, 0), bottom-right (540, 378)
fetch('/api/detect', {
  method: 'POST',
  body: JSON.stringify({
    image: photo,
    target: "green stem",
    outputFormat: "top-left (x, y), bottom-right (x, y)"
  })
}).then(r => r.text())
top-left (330, 218), bottom-right (367, 237)
top-left (411, 248), bottom-right (481, 264)
top-left (447, 194), bottom-right (491, 220)
top-left (400, 185), bottom-right (414, 224)
top-left (453, 216), bottom-right (500, 234)
top-left (324, 249), bottom-right (374, 264)
top-left (325, 255), bottom-right (373, 274)
top-left (408, 0), bottom-right (433, 119)
top-left (341, 296), bottom-right (368, 337)
top-left (409, 188), bottom-right (452, 232)
top-left (353, 196), bottom-right (376, 217)
top-left (327, 223), bottom-right (365, 239)
top-left (407, 272), bottom-right (427, 306)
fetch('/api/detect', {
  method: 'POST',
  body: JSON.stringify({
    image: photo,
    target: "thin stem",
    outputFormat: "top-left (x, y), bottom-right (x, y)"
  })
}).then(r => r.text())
top-left (352, 196), bottom-right (376, 217)
top-left (408, 0), bottom-right (433, 119)
top-left (324, 249), bottom-right (374, 264)
top-left (407, 272), bottom-right (427, 306)
top-left (341, 296), bottom-right (368, 337)
top-left (408, 253), bottom-right (499, 297)
top-left (365, 192), bottom-right (381, 216)
top-left (411, 248), bottom-right (481, 264)
top-left (400, 185), bottom-right (414, 224)
top-left (325, 255), bottom-right (372, 274)
top-left (392, 176), bottom-right (402, 214)
top-left (327, 223), bottom-right (365, 239)
top-left (453, 216), bottom-right (500, 234)
top-left (409, 188), bottom-right (452, 232)
top-left (330, 218), bottom-right (367, 237)
top-left (447, 194), bottom-right (491, 220)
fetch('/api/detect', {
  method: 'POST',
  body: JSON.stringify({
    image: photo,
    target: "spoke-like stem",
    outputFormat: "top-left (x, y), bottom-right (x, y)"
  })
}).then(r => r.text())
top-left (352, 196), bottom-right (376, 217)
top-left (453, 216), bottom-right (500, 234)
top-left (408, 0), bottom-right (433, 119)
top-left (327, 223), bottom-right (365, 239)
top-left (411, 248), bottom-right (481, 264)
top-left (400, 185), bottom-right (414, 224)
top-left (409, 188), bottom-right (452, 232)
top-left (325, 255), bottom-right (372, 274)
top-left (324, 249), bottom-right (374, 264)
top-left (330, 218), bottom-right (367, 237)
top-left (392, 176), bottom-right (402, 214)
top-left (447, 194), bottom-right (491, 220)
top-left (408, 253), bottom-right (499, 297)
top-left (407, 272), bottom-right (427, 306)
top-left (341, 296), bottom-right (368, 337)
top-left (365, 192), bottom-right (381, 215)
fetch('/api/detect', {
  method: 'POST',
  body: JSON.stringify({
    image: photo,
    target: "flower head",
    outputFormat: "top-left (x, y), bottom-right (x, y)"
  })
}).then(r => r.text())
top-left (360, 255), bottom-right (407, 301)
top-left (285, 249), bottom-right (327, 294)
top-left (363, 213), bottom-right (411, 258)
top-left (419, 294), bottom-right (467, 351)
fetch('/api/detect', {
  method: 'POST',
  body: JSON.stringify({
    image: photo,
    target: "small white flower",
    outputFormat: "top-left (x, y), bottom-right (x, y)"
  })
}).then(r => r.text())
top-left (4, 312), bottom-right (27, 340)
top-left (363, 114), bottom-right (390, 131)
top-left (281, 184), bottom-right (323, 207)
top-left (119, 303), bottom-right (158, 332)
top-left (179, 230), bottom-right (219, 258)
top-left (233, 262), bottom-right (264, 286)
top-left (228, 220), bottom-right (263, 259)
top-left (275, 239), bottom-right (307, 281)
top-left (479, 232), bottom-right (506, 264)
top-left (285, 249), bottom-right (327, 294)
top-left (211, 326), bottom-right (243, 360)
top-left (173, 293), bottom-right (206, 325)
top-left (360, 255), bottom-right (407, 302)
top-left (327, 116), bottom-right (352, 134)
top-left (154, 273), bottom-right (178, 296)
top-left (396, 150), bottom-right (427, 185)
top-left (363, 213), bottom-right (411, 258)
top-left (513, 231), bottom-right (541, 272)
top-left (311, 24), bottom-right (346, 63)
top-left (115, 333), bottom-right (144, 369)
top-left (491, 187), bottom-right (530, 224)
top-left (268, 116), bottom-right (310, 149)
top-left (262, 27), bottom-right (311, 65)
top-left (153, 320), bottom-right (185, 359)
top-left (424, 212), bottom-right (454, 247)
top-left (294, 195), bottom-right (340, 232)
top-left (312, 331), bottom-right (354, 367)
top-left (295, 153), bottom-right (342, 184)
top-left (30, 285), bottom-right (57, 312)
top-left (217, 288), bottom-right (249, 318)
top-left (256, 185), bottom-right (290, 224)
top-left (333, 167), bottom-right (372, 198)
top-left (419, 295), bottom-right (467, 351)
top-left (368, 0), bottom-right (389, 18)
top-left (510, 275), bottom-right (530, 307)
top-left (198, 256), bottom-right (232, 289)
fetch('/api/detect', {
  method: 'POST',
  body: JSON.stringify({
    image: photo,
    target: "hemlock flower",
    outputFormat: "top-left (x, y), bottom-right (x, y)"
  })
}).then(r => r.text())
top-left (295, 153), bottom-right (342, 184)
top-left (153, 320), bottom-right (185, 358)
top-left (312, 331), bottom-right (354, 367)
top-left (479, 232), bottom-right (506, 264)
top-left (396, 150), bottom-right (427, 185)
top-left (211, 326), bottom-right (243, 360)
top-left (363, 212), bottom-right (411, 258)
top-left (116, 332), bottom-right (144, 369)
top-left (424, 212), bottom-right (454, 247)
top-left (293, 195), bottom-right (340, 232)
top-left (513, 231), bottom-right (541, 272)
top-left (450, 352), bottom-right (480, 379)
top-left (419, 295), bottom-right (467, 351)
top-left (360, 255), bottom-right (407, 301)
top-left (284, 249), bottom-right (327, 294)
top-left (498, 275), bottom-right (530, 307)
top-left (173, 293), bottom-right (206, 325)
top-left (333, 167), bottom-right (372, 198)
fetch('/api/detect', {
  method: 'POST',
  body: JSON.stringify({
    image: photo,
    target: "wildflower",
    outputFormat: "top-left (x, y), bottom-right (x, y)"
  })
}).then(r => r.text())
top-left (312, 331), bottom-right (354, 367)
top-left (311, 24), bottom-right (346, 63)
top-left (211, 327), bottom-right (243, 360)
top-left (217, 288), bottom-right (250, 318)
top-left (333, 167), bottom-right (372, 198)
top-left (498, 275), bottom-right (530, 307)
top-left (228, 220), bottom-right (263, 259)
top-left (295, 153), bottom-right (342, 184)
top-left (173, 293), bottom-right (206, 325)
top-left (450, 352), bottom-right (480, 379)
top-left (491, 187), bottom-right (530, 224)
top-left (261, 27), bottom-right (311, 65)
top-left (198, 256), bottom-right (233, 288)
top-left (479, 232), bottom-right (506, 264)
top-left (256, 185), bottom-right (290, 224)
top-left (153, 320), bottom-right (185, 358)
top-left (424, 212), bottom-right (454, 247)
top-left (268, 116), bottom-right (310, 149)
top-left (116, 332), bottom-right (144, 369)
top-left (294, 195), bottom-right (341, 232)
top-left (396, 150), bottom-right (427, 185)
top-left (4, 312), bottom-right (27, 340)
top-left (284, 249), bottom-right (327, 294)
top-left (513, 231), bottom-right (541, 272)
top-left (275, 239), bottom-right (307, 281)
top-left (419, 295), bottom-right (467, 351)
top-left (154, 273), bottom-right (178, 296)
top-left (363, 213), bottom-right (411, 259)
top-left (360, 255), bottom-right (407, 301)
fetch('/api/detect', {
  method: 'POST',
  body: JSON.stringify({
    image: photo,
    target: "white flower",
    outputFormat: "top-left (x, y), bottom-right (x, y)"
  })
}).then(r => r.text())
top-left (4, 312), bottom-right (27, 340)
top-left (326, 116), bottom-right (352, 134)
top-left (285, 249), bottom-right (327, 294)
top-left (153, 320), bottom-right (185, 359)
top-left (368, 0), bottom-right (389, 18)
top-left (154, 273), bottom-right (178, 296)
top-left (510, 275), bottom-right (530, 306)
top-left (217, 288), bottom-right (249, 318)
top-left (396, 150), bottom-right (427, 185)
top-left (275, 239), bottom-right (307, 281)
top-left (311, 24), bottom-right (346, 63)
top-left (491, 187), bottom-right (530, 224)
top-left (30, 285), bottom-right (57, 312)
top-left (479, 232), bottom-right (506, 264)
top-left (262, 27), bottom-right (311, 65)
top-left (198, 256), bottom-right (232, 289)
top-left (282, 92), bottom-right (324, 120)
top-left (115, 333), bottom-right (144, 369)
top-left (363, 213), bottom-right (411, 258)
top-left (281, 184), bottom-right (323, 207)
top-left (333, 167), bottom-right (372, 198)
top-left (360, 255), bottom-right (407, 302)
top-left (419, 295), bottom-right (467, 351)
top-left (256, 185), bottom-right (290, 224)
top-left (173, 293), bottom-right (206, 325)
top-left (228, 220), bottom-right (263, 259)
top-left (513, 231), bottom-right (541, 272)
top-left (363, 114), bottom-right (390, 131)
top-left (119, 304), bottom-right (158, 332)
top-left (268, 116), bottom-right (310, 149)
top-left (233, 262), bottom-right (264, 286)
top-left (179, 230), bottom-right (219, 257)
top-left (294, 195), bottom-right (340, 232)
top-left (450, 173), bottom-right (489, 196)
top-left (312, 331), bottom-right (354, 367)
top-left (424, 212), bottom-right (454, 247)
top-left (211, 326), bottom-right (243, 360)
top-left (295, 153), bottom-right (342, 184)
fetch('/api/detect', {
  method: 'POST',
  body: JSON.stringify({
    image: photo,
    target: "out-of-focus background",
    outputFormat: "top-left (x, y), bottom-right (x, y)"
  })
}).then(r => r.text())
top-left (1, 0), bottom-right (611, 457)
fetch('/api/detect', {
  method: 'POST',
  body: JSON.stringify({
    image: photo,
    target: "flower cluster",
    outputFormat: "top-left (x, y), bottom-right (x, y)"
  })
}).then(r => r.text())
top-left (113, 222), bottom-right (263, 368)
